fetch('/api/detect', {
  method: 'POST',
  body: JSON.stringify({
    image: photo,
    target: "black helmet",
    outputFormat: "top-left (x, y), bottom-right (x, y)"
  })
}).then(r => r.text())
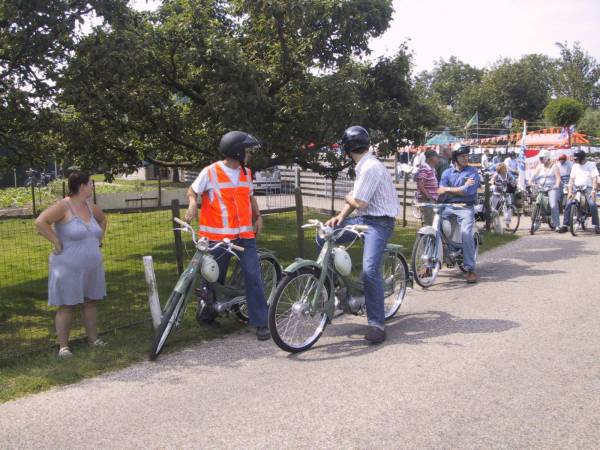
top-left (573, 149), bottom-right (586, 162)
top-left (219, 131), bottom-right (260, 164)
top-left (452, 144), bottom-right (471, 160)
top-left (340, 126), bottom-right (370, 154)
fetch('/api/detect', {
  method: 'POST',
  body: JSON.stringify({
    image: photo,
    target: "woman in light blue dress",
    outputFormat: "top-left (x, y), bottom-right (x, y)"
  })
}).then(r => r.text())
top-left (35, 171), bottom-right (107, 357)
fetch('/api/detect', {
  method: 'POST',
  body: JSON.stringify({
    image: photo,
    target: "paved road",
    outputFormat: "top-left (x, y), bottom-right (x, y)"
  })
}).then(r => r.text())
top-left (2, 231), bottom-right (599, 449)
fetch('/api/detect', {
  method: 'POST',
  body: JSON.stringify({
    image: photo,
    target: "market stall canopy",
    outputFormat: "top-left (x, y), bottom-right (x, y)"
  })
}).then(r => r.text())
top-left (516, 128), bottom-right (589, 147)
top-left (426, 129), bottom-right (460, 146)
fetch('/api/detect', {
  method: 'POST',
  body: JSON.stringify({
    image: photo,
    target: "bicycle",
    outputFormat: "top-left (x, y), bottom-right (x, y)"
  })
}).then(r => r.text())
top-left (568, 185), bottom-right (595, 236)
top-left (411, 203), bottom-right (482, 288)
top-left (490, 190), bottom-right (521, 233)
top-left (149, 218), bottom-right (282, 360)
top-left (529, 185), bottom-right (555, 235)
top-left (268, 219), bottom-right (411, 353)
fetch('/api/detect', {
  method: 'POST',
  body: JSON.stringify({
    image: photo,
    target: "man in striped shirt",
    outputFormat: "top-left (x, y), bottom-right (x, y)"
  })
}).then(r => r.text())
top-left (415, 150), bottom-right (439, 225)
top-left (324, 126), bottom-right (399, 344)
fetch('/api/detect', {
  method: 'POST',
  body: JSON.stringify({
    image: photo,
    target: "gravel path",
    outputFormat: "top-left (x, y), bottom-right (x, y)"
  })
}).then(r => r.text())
top-left (1, 231), bottom-right (599, 449)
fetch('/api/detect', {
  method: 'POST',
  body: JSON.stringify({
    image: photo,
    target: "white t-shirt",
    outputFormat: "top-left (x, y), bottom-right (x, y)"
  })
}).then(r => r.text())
top-left (569, 162), bottom-right (599, 187)
top-left (190, 162), bottom-right (253, 201)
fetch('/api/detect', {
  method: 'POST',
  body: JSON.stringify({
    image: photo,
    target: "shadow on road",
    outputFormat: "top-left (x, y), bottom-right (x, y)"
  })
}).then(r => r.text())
top-left (290, 310), bottom-right (519, 362)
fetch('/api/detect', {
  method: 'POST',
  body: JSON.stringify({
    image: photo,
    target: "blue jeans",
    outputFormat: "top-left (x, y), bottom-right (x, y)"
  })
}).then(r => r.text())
top-left (317, 216), bottom-right (395, 329)
top-left (440, 206), bottom-right (476, 272)
top-left (562, 188), bottom-right (600, 228)
top-left (547, 188), bottom-right (560, 228)
top-left (210, 238), bottom-right (268, 327)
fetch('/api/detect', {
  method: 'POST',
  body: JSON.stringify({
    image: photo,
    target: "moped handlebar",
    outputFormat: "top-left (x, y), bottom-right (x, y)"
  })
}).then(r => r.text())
top-left (172, 218), bottom-right (245, 253)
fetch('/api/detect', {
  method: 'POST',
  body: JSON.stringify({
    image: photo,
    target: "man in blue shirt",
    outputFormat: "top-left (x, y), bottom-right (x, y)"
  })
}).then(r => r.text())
top-left (438, 145), bottom-right (481, 283)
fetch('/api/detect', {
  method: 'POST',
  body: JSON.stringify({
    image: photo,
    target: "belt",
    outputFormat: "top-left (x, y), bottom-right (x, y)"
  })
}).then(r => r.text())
top-left (447, 202), bottom-right (475, 207)
top-left (362, 215), bottom-right (396, 220)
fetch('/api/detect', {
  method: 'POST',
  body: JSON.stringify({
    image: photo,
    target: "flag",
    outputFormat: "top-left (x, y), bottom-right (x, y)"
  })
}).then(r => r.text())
top-left (559, 127), bottom-right (568, 139)
top-left (465, 112), bottom-right (479, 129)
top-left (519, 120), bottom-right (527, 160)
top-left (501, 112), bottom-right (513, 129)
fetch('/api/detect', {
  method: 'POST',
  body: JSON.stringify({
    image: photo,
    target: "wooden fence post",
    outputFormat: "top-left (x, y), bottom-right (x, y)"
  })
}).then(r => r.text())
top-left (31, 183), bottom-right (37, 216)
top-left (157, 170), bottom-right (162, 207)
top-left (171, 199), bottom-right (184, 275)
top-left (483, 173), bottom-right (492, 231)
top-left (330, 178), bottom-right (335, 217)
top-left (295, 187), bottom-right (305, 258)
top-left (402, 175), bottom-right (408, 227)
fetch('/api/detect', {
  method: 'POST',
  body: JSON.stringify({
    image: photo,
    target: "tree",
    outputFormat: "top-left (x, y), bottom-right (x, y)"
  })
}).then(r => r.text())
top-left (60, 0), bottom-right (438, 177)
top-left (552, 42), bottom-right (600, 107)
top-left (0, 0), bottom-right (129, 172)
top-left (427, 56), bottom-right (483, 109)
top-left (577, 108), bottom-right (600, 142)
top-left (543, 97), bottom-right (585, 146)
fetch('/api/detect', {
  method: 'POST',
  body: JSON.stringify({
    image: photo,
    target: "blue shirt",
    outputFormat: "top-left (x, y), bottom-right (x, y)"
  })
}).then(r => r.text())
top-left (439, 165), bottom-right (481, 204)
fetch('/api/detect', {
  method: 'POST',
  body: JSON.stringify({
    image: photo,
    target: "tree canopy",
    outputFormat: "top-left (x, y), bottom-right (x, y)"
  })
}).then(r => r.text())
top-left (2, 2), bottom-right (599, 178)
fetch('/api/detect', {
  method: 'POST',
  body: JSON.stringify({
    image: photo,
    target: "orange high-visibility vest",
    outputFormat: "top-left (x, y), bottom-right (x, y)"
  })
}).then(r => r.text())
top-left (198, 162), bottom-right (255, 240)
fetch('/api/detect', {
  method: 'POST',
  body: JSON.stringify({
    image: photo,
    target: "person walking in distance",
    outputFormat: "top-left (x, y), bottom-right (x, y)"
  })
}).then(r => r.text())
top-left (184, 131), bottom-right (270, 340)
top-left (323, 126), bottom-right (399, 344)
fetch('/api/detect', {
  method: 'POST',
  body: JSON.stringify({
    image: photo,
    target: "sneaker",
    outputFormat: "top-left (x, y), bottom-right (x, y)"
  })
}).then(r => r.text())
top-left (90, 338), bottom-right (107, 347)
top-left (256, 326), bottom-right (271, 341)
top-left (58, 347), bottom-right (73, 358)
top-left (557, 226), bottom-right (568, 233)
top-left (466, 271), bottom-right (478, 284)
top-left (595, 227), bottom-right (600, 235)
top-left (365, 326), bottom-right (386, 344)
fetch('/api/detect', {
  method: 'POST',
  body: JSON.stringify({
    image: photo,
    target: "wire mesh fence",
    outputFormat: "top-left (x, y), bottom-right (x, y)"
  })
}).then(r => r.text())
top-left (0, 190), bottom-right (301, 361)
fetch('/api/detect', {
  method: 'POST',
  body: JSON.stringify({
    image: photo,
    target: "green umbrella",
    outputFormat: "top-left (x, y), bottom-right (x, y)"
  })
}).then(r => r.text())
top-left (426, 128), bottom-right (460, 146)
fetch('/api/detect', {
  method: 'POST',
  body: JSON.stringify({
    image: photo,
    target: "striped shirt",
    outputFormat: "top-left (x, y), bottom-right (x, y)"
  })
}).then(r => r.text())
top-left (352, 153), bottom-right (399, 218)
top-left (415, 162), bottom-right (439, 201)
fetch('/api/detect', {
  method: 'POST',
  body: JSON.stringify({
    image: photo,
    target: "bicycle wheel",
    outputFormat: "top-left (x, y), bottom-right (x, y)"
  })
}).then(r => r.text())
top-left (569, 203), bottom-right (580, 236)
top-left (149, 291), bottom-right (184, 361)
top-left (268, 268), bottom-right (329, 353)
top-left (530, 204), bottom-right (541, 235)
top-left (234, 255), bottom-right (282, 322)
top-left (382, 252), bottom-right (409, 320)
top-left (411, 234), bottom-right (440, 288)
top-left (503, 205), bottom-right (520, 233)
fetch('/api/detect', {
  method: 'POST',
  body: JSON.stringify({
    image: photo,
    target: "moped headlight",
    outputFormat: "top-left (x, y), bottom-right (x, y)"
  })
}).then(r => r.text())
top-left (318, 226), bottom-right (333, 240)
top-left (197, 238), bottom-right (209, 252)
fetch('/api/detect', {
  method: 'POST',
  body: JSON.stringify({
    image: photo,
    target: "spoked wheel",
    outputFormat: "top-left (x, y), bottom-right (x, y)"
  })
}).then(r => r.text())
top-left (530, 204), bottom-right (542, 235)
top-left (233, 255), bottom-right (282, 322)
top-left (381, 253), bottom-right (409, 320)
top-left (569, 204), bottom-right (581, 236)
top-left (149, 292), bottom-right (184, 361)
top-left (459, 232), bottom-right (480, 272)
top-left (411, 234), bottom-right (440, 288)
top-left (268, 268), bottom-right (329, 353)
top-left (503, 205), bottom-right (521, 233)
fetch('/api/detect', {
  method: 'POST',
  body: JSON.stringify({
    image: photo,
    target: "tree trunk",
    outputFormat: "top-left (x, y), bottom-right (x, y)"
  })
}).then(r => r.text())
top-left (172, 167), bottom-right (180, 183)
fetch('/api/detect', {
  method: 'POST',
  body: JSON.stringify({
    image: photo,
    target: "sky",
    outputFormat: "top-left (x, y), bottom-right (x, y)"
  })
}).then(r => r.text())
top-left (369, 0), bottom-right (600, 72)
top-left (130, 0), bottom-right (600, 73)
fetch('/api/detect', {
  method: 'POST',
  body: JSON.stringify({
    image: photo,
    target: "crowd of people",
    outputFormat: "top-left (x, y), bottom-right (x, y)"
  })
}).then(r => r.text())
top-left (34, 129), bottom-right (599, 356)
top-left (412, 146), bottom-right (600, 235)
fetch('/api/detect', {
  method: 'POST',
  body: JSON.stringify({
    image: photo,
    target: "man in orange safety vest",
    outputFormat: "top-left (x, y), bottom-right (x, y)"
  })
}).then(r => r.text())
top-left (185, 131), bottom-right (269, 341)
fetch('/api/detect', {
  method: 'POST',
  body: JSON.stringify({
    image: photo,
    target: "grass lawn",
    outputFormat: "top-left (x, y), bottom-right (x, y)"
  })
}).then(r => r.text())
top-left (0, 209), bottom-right (517, 402)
